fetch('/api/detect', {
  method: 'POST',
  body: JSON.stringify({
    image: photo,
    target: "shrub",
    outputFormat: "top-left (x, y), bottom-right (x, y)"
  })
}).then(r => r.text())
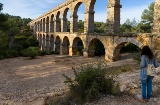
top-left (11, 44), bottom-right (23, 52)
top-left (62, 62), bottom-right (120, 103)
top-left (23, 47), bottom-right (39, 59)
top-left (25, 36), bottom-right (39, 47)
top-left (5, 50), bottom-right (19, 58)
top-left (39, 51), bottom-right (47, 56)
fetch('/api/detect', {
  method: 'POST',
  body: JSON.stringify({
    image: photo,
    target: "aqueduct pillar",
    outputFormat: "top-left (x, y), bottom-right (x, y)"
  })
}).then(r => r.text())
top-left (153, 0), bottom-right (160, 35)
top-left (106, 0), bottom-right (121, 33)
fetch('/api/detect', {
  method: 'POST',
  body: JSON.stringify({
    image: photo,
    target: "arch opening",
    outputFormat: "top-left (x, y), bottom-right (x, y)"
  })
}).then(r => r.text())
top-left (40, 19), bottom-right (42, 32)
top-left (56, 11), bottom-right (61, 32)
top-left (73, 2), bottom-right (85, 33)
top-left (92, 0), bottom-right (107, 33)
top-left (88, 38), bottom-right (105, 57)
top-left (46, 34), bottom-right (50, 51)
top-left (39, 34), bottom-right (42, 48)
top-left (43, 18), bottom-right (45, 32)
top-left (50, 14), bottom-right (54, 32)
top-left (62, 36), bottom-right (70, 55)
top-left (42, 34), bottom-right (46, 51)
top-left (72, 37), bottom-right (84, 56)
top-left (63, 8), bottom-right (71, 32)
top-left (50, 35), bottom-right (54, 51)
top-left (55, 36), bottom-right (61, 54)
top-left (113, 42), bottom-right (141, 61)
top-left (46, 17), bottom-right (49, 32)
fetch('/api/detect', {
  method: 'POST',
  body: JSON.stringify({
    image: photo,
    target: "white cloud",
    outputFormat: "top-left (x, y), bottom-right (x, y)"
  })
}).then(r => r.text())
top-left (0, 0), bottom-right (153, 23)
top-left (1, 0), bottom-right (65, 19)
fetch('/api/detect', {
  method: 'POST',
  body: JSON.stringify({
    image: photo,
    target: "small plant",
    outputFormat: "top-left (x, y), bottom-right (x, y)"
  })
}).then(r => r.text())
top-left (23, 47), bottom-right (39, 59)
top-left (62, 62), bottom-right (120, 103)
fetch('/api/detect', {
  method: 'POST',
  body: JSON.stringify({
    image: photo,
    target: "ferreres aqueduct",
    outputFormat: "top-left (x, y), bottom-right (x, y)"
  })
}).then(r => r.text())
top-left (29, 0), bottom-right (160, 61)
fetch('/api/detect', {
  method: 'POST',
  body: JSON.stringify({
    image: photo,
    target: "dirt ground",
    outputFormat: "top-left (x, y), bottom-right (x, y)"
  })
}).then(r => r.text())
top-left (0, 54), bottom-right (160, 105)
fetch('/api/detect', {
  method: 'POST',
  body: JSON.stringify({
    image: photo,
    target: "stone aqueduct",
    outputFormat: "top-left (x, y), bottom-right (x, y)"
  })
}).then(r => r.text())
top-left (29, 0), bottom-right (160, 61)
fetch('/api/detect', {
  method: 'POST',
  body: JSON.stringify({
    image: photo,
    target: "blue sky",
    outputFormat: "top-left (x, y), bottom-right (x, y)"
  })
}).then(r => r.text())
top-left (0, 0), bottom-right (155, 24)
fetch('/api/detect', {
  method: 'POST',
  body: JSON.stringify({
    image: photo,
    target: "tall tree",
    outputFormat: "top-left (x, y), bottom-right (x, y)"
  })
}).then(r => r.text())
top-left (139, 2), bottom-right (155, 33)
top-left (0, 3), bottom-right (3, 12)
top-left (0, 3), bottom-right (8, 31)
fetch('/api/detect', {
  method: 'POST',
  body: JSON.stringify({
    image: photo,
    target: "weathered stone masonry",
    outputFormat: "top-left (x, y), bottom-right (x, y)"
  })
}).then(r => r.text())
top-left (29, 0), bottom-right (160, 61)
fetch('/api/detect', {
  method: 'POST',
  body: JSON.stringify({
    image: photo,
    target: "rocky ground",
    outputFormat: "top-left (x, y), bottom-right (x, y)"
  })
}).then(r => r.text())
top-left (0, 54), bottom-right (160, 105)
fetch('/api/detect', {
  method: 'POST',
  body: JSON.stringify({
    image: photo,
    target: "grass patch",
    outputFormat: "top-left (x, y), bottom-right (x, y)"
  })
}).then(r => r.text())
top-left (105, 65), bottom-right (136, 75)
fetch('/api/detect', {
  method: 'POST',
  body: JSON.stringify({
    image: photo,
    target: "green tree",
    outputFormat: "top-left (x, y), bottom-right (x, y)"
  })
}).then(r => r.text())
top-left (0, 3), bottom-right (3, 12)
top-left (139, 2), bottom-right (155, 33)
top-left (0, 3), bottom-right (8, 31)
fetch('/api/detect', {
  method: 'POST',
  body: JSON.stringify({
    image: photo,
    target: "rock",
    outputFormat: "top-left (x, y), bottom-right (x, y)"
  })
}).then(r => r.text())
top-left (154, 98), bottom-right (158, 102)
top-left (120, 85), bottom-right (126, 92)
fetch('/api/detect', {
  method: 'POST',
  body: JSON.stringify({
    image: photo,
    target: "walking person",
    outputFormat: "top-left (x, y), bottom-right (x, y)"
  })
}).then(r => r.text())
top-left (138, 46), bottom-right (159, 102)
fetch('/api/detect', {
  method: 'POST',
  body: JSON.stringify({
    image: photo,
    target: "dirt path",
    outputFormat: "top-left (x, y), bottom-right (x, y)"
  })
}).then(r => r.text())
top-left (0, 54), bottom-right (159, 105)
top-left (0, 55), bottom-right (107, 105)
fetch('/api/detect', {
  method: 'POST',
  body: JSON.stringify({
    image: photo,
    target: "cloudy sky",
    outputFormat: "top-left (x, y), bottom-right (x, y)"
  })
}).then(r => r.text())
top-left (1, 0), bottom-right (155, 24)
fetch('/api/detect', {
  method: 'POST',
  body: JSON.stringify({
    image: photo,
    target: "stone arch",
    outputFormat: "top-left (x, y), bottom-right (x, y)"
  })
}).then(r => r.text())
top-left (112, 38), bottom-right (143, 61)
top-left (56, 11), bottom-right (61, 32)
top-left (62, 8), bottom-right (70, 32)
top-left (72, 37), bottom-right (84, 55)
top-left (46, 34), bottom-right (50, 51)
top-left (42, 34), bottom-right (46, 51)
top-left (72, 2), bottom-right (86, 32)
top-left (62, 36), bottom-right (70, 55)
top-left (50, 14), bottom-right (54, 32)
top-left (88, 38), bottom-right (105, 57)
top-left (55, 36), bottom-right (61, 53)
top-left (46, 17), bottom-right (49, 32)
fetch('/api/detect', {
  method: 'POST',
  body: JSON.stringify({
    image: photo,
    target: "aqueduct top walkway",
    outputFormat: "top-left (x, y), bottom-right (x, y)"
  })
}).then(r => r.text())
top-left (29, 0), bottom-right (160, 61)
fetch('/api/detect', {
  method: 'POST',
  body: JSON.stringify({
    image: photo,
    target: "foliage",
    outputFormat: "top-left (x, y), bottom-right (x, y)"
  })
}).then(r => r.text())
top-left (77, 40), bottom-right (84, 56)
top-left (0, 31), bottom-right (9, 50)
top-left (94, 40), bottom-right (105, 56)
top-left (0, 3), bottom-right (37, 60)
top-left (0, 3), bottom-right (3, 12)
top-left (138, 2), bottom-right (154, 33)
top-left (62, 62), bottom-right (120, 103)
top-left (23, 47), bottom-right (39, 59)
top-left (78, 20), bottom-right (84, 33)
top-left (120, 18), bottom-right (138, 33)
top-left (94, 22), bottom-right (106, 33)
top-left (120, 43), bottom-right (140, 53)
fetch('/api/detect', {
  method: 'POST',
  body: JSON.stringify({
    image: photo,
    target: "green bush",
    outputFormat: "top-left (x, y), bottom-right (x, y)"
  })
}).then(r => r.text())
top-left (25, 36), bottom-right (39, 47)
top-left (39, 51), bottom-right (47, 56)
top-left (11, 44), bottom-right (23, 52)
top-left (14, 36), bottom-right (39, 49)
top-left (23, 47), bottom-right (39, 59)
top-left (62, 62), bottom-right (120, 103)
top-left (5, 50), bottom-right (19, 58)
